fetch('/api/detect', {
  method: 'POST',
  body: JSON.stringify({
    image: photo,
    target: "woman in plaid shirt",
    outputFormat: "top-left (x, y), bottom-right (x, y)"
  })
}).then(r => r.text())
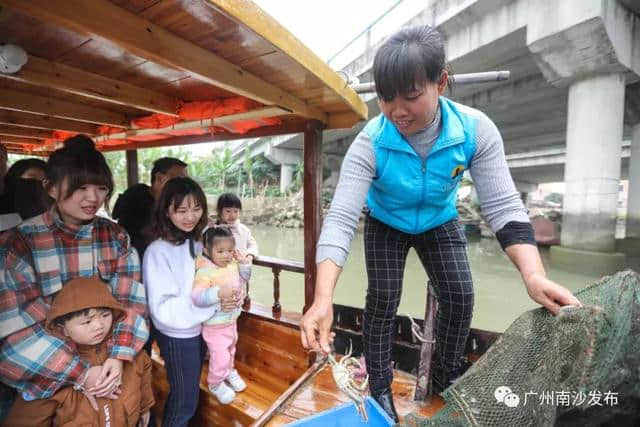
top-left (0, 136), bottom-right (149, 420)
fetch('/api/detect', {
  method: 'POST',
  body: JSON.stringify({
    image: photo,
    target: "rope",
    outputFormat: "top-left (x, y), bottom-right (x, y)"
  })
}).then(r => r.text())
top-left (403, 313), bottom-right (435, 344)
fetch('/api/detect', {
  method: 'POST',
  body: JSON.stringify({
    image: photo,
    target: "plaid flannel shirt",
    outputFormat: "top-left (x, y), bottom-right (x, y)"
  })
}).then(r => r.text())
top-left (0, 209), bottom-right (148, 400)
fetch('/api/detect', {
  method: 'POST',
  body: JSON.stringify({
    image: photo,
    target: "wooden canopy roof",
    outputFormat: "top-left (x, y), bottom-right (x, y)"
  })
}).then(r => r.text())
top-left (0, 0), bottom-right (368, 155)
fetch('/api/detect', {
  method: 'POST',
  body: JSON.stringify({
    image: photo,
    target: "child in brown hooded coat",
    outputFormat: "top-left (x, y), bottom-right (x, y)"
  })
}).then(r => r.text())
top-left (4, 277), bottom-right (154, 427)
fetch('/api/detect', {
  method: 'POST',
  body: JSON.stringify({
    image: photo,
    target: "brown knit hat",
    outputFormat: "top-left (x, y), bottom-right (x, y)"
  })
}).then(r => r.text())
top-left (45, 277), bottom-right (126, 332)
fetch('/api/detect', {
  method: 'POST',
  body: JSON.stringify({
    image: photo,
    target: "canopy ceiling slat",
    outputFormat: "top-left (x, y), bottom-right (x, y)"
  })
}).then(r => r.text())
top-left (0, 0), bottom-right (368, 154)
top-left (158, 77), bottom-right (237, 101)
top-left (0, 135), bottom-right (47, 146)
top-left (0, 110), bottom-right (98, 135)
top-left (0, 78), bottom-right (149, 118)
top-left (0, 88), bottom-right (131, 127)
top-left (0, 125), bottom-right (53, 140)
top-left (0, 9), bottom-right (89, 60)
top-left (1, 55), bottom-right (180, 117)
top-left (98, 119), bottom-right (308, 152)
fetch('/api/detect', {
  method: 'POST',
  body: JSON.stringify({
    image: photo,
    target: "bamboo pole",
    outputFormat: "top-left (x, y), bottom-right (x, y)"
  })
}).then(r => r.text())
top-left (251, 358), bottom-right (327, 427)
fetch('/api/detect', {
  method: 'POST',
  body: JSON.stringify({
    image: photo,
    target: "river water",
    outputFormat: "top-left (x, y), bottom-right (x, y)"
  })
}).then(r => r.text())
top-left (247, 225), bottom-right (605, 332)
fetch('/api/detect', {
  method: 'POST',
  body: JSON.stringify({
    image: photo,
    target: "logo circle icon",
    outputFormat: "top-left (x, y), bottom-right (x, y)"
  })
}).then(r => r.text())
top-left (494, 386), bottom-right (512, 403)
top-left (504, 393), bottom-right (520, 408)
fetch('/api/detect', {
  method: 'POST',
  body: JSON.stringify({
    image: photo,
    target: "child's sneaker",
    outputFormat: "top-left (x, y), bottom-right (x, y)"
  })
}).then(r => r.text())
top-left (209, 382), bottom-right (235, 404)
top-left (226, 369), bottom-right (247, 392)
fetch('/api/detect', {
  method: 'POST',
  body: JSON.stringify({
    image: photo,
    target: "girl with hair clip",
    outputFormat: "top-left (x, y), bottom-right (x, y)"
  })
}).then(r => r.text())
top-left (191, 226), bottom-right (250, 404)
top-left (142, 177), bottom-right (237, 426)
top-left (299, 25), bottom-right (581, 422)
top-left (0, 135), bottom-right (149, 421)
top-left (215, 192), bottom-right (258, 264)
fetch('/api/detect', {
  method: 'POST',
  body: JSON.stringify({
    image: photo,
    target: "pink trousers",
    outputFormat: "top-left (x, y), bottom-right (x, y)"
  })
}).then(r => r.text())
top-left (202, 322), bottom-right (238, 386)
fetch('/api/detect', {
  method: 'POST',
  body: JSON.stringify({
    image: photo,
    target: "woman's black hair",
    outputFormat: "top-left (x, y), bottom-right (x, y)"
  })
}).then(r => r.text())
top-left (216, 192), bottom-right (242, 212)
top-left (202, 226), bottom-right (235, 251)
top-left (4, 158), bottom-right (46, 191)
top-left (0, 158), bottom-right (48, 215)
top-left (373, 25), bottom-right (446, 102)
top-left (45, 135), bottom-right (114, 206)
top-left (154, 176), bottom-right (208, 257)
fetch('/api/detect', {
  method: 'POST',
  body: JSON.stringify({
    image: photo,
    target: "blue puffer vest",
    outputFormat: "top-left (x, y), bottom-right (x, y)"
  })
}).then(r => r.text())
top-left (364, 97), bottom-right (477, 234)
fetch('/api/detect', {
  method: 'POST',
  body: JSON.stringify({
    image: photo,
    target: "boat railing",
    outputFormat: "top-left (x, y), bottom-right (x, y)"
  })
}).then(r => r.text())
top-left (252, 255), bottom-right (305, 316)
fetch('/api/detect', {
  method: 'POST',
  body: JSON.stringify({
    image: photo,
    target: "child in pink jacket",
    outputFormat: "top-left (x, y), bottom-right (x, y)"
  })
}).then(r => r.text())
top-left (191, 227), bottom-right (251, 404)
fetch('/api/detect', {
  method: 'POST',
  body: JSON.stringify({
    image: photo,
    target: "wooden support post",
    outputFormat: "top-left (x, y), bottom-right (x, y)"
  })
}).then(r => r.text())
top-left (272, 267), bottom-right (281, 315)
top-left (242, 280), bottom-right (251, 311)
top-left (303, 120), bottom-right (323, 314)
top-left (125, 150), bottom-right (138, 188)
top-left (414, 282), bottom-right (438, 401)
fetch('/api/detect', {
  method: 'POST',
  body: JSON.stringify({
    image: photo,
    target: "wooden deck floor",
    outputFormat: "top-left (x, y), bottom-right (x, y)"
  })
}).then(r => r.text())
top-left (150, 303), bottom-right (446, 426)
top-left (265, 364), bottom-right (445, 426)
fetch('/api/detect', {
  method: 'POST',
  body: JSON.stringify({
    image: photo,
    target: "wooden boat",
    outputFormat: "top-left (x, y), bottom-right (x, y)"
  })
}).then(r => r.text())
top-left (0, 1), bottom-right (501, 424)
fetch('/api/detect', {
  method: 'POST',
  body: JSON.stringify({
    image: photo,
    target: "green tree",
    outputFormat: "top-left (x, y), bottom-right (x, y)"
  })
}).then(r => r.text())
top-left (288, 161), bottom-right (304, 193)
top-left (210, 146), bottom-right (233, 191)
top-left (104, 147), bottom-right (191, 208)
top-left (189, 157), bottom-right (217, 193)
top-left (244, 151), bottom-right (254, 197)
top-left (250, 154), bottom-right (279, 187)
top-left (104, 151), bottom-right (126, 207)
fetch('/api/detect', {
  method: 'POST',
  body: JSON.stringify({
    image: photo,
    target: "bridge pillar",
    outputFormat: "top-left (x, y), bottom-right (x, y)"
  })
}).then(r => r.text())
top-left (558, 73), bottom-right (625, 247)
top-left (549, 73), bottom-right (627, 274)
top-left (626, 123), bottom-right (640, 239)
top-left (280, 163), bottom-right (296, 194)
top-left (264, 145), bottom-right (303, 194)
top-left (526, 0), bottom-right (639, 274)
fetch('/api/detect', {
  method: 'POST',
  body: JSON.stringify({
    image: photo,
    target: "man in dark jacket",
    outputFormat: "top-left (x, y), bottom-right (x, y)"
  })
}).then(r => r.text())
top-left (112, 157), bottom-right (187, 260)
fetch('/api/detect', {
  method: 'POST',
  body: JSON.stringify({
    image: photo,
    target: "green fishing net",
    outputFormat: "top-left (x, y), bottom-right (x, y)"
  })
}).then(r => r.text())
top-left (403, 270), bottom-right (640, 427)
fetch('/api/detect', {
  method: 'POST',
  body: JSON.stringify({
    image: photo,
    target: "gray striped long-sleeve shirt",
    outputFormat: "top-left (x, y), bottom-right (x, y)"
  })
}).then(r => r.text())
top-left (316, 103), bottom-right (529, 267)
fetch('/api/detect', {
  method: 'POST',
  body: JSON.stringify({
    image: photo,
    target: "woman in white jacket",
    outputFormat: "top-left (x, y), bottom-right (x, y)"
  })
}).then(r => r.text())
top-left (143, 177), bottom-right (238, 427)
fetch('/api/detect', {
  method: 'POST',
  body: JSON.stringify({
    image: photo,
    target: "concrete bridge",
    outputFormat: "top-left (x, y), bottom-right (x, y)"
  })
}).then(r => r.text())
top-left (233, 0), bottom-right (640, 274)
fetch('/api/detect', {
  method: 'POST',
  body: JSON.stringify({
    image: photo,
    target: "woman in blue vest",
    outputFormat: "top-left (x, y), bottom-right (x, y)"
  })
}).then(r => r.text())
top-left (299, 25), bottom-right (580, 422)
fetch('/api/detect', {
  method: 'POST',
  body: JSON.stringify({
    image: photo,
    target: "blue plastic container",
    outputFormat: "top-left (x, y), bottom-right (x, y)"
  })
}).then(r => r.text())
top-left (286, 396), bottom-right (394, 426)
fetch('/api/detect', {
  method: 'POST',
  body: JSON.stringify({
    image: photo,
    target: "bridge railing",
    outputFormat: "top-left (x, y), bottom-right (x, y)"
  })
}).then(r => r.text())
top-left (327, 0), bottom-right (425, 70)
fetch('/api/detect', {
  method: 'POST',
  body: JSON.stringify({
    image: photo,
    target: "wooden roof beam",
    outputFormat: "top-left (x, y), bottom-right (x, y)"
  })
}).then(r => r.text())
top-left (0, 135), bottom-right (46, 146)
top-left (0, 110), bottom-right (98, 135)
top-left (1, 0), bottom-right (328, 124)
top-left (0, 124), bottom-right (53, 140)
top-left (93, 106), bottom-right (287, 142)
top-left (3, 143), bottom-right (51, 156)
top-left (1, 55), bottom-right (180, 117)
top-left (327, 111), bottom-right (366, 130)
top-left (98, 121), bottom-right (307, 152)
top-left (0, 88), bottom-right (130, 127)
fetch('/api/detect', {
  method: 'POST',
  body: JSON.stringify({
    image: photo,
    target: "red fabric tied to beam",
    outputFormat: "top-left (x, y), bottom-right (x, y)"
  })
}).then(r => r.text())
top-left (97, 125), bottom-right (126, 135)
top-left (132, 114), bottom-right (181, 129)
top-left (28, 97), bottom-right (280, 153)
top-left (53, 131), bottom-right (78, 140)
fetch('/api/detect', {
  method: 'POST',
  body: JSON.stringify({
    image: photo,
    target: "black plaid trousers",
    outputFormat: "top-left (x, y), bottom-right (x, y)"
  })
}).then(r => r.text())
top-left (363, 215), bottom-right (474, 395)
